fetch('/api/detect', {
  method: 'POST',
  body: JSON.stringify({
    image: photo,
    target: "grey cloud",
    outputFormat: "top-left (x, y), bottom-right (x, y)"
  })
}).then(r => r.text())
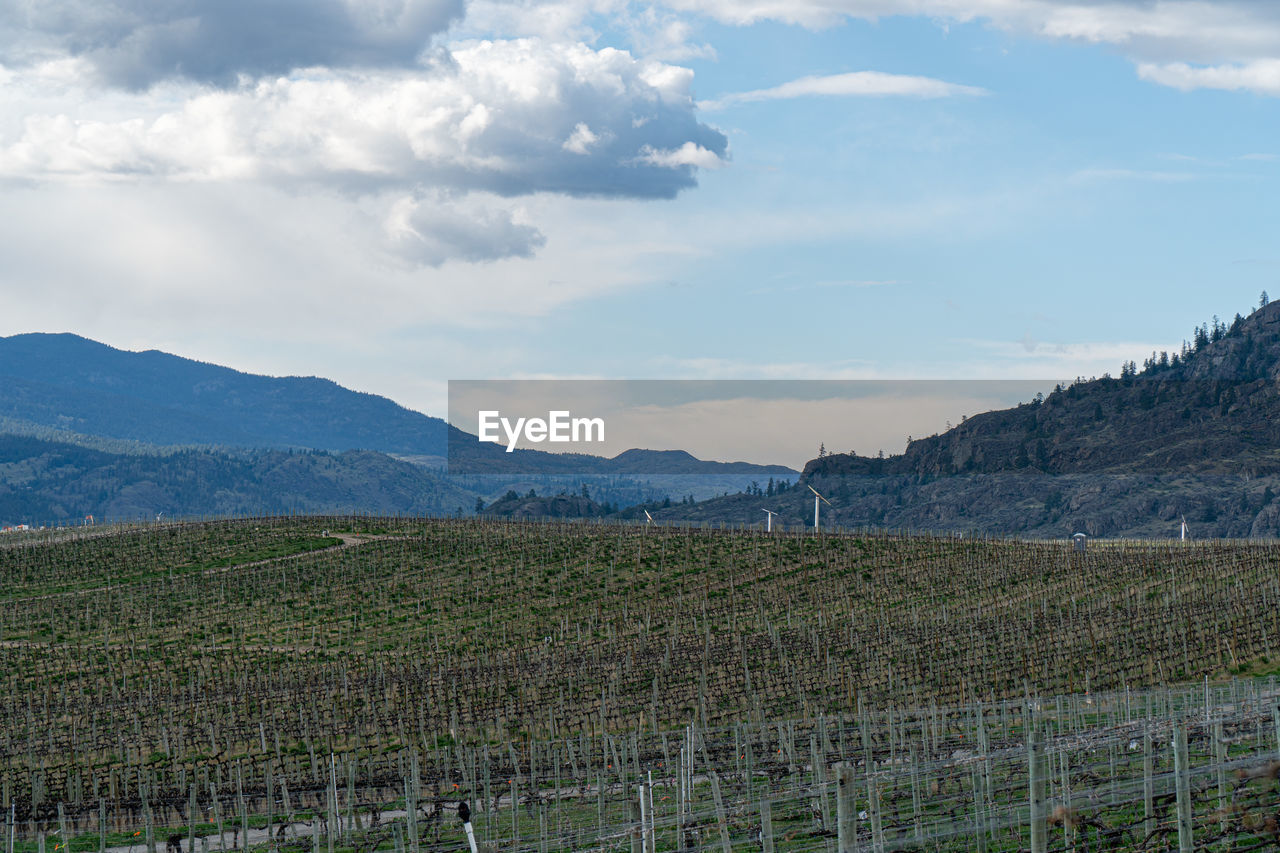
top-left (387, 197), bottom-right (547, 266)
top-left (0, 41), bottom-right (730, 201)
top-left (0, 0), bottom-right (463, 88)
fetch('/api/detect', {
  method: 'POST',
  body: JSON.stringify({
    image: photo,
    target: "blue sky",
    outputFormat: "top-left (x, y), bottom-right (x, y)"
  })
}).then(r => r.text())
top-left (0, 0), bottom-right (1277, 424)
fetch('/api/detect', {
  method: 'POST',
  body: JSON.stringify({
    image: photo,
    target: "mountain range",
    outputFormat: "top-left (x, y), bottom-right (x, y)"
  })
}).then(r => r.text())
top-left (0, 333), bottom-right (793, 524)
top-left (7, 300), bottom-right (1280, 536)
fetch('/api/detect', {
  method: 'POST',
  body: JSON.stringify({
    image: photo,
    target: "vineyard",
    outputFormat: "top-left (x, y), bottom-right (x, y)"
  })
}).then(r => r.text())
top-left (2, 517), bottom-right (1280, 851)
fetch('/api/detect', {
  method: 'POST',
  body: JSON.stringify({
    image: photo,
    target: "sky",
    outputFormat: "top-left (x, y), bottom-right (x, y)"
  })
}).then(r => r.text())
top-left (1, 0), bottom-right (1278, 438)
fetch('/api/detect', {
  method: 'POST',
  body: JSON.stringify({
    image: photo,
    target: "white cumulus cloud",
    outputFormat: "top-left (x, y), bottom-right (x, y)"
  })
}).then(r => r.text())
top-left (637, 141), bottom-right (726, 169)
top-left (0, 39), bottom-right (728, 199)
top-left (562, 122), bottom-right (601, 154)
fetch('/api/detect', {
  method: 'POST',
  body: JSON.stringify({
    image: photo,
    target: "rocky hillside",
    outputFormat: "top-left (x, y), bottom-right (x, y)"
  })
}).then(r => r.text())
top-left (657, 301), bottom-right (1280, 538)
top-left (807, 302), bottom-right (1280, 480)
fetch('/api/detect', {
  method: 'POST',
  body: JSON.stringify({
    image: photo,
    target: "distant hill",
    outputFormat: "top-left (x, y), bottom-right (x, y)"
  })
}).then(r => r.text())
top-left (0, 433), bottom-right (477, 525)
top-left (480, 491), bottom-right (609, 520)
top-left (0, 333), bottom-right (453, 455)
top-left (655, 301), bottom-right (1280, 538)
top-left (0, 334), bottom-right (796, 480)
top-left (604, 449), bottom-right (793, 476)
top-left (0, 334), bottom-right (798, 521)
top-left (449, 444), bottom-right (795, 476)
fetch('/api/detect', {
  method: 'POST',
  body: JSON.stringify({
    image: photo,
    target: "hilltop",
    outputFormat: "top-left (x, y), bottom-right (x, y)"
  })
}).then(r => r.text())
top-left (657, 300), bottom-right (1280, 537)
top-left (807, 300), bottom-right (1280, 480)
top-left (0, 333), bottom-right (457, 456)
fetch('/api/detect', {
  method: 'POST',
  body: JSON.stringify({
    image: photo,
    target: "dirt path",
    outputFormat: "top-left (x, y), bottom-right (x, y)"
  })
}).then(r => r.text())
top-left (1, 533), bottom-right (390, 607)
top-left (196, 533), bottom-right (371, 577)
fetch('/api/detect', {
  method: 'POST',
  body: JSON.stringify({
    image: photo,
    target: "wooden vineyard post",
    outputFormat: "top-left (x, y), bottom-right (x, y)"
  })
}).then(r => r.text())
top-left (210, 785), bottom-right (223, 853)
top-left (1059, 747), bottom-right (1076, 853)
top-left (345, 762), bottom-right (355, 840)
top-left (1027, 723), bottom-right (1047, 853)
top-left (1142, 730), bottom-right (1154, 843)
top-left (596, 771), bottom-right (604, 846)
top-left (1172, 723), bottom-right (1193, 853)
top-left (145, 795), bottom-right (156, 853)
top-left (836, 763), bottom-right (856, 853)
top-left (189, 784), bottom-right (198, 853)
top-left (1107, 743), bottom-right (1118, 805)
top-left (629, 798), bottom-right (642, 853)
top-left (970, 768), bottom-right (987, 853)
top-left (415, 759), bottom-right (426, 853)
top-left (1214, 722), bottom-right (1228, 837)
top-left (99, 799), bottom-right (106, 853)
top-left (1273, 703), bottom-right (1280, 760)
top-left (553, 749), bottom-right (562, 853)
top-left (809, 735), bottom-right (827, 832)
top-left (509, 778), bottom-right (517, 853)
top-left (866, 773), bottom-right (883, 853)
top-left (405, 776), bottom-right (418, 853)
top-left (280, 779), bottom-right (293, 839)
top-left (326, 755), bottom-right (337, 853)
top-left (238, 768), bottom-right (250, 853)
top-left (679, 727), bottom-right (694, 852)
top-left (910, 746), bottom-right (924, 846)
top-left (266, 769), bottom-right (274, 853)
top-left (759, 799), bottom-right (774, 853)
top-left (709, 773), bottom-right (732, 853)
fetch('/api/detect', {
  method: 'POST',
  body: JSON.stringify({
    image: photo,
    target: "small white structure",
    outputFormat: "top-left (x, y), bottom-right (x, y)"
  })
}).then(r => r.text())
top-left (808, 485), bottom-right (831, 531)
top-left (1072, 532), bottom-right (1087, 553)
